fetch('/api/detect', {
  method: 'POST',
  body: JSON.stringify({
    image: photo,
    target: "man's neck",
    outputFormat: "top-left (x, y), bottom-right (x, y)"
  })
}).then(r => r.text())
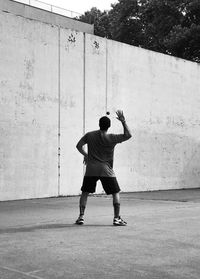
top-left (100, 129), bottom-right (107, 134)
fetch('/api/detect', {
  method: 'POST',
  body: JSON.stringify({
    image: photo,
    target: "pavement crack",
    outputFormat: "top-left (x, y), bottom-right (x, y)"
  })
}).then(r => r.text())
top-left (0, 266), bottom-right (44, 278)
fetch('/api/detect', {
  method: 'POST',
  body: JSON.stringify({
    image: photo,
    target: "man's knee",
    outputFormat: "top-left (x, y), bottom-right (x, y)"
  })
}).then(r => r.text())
top-left (81, 191), bottom-right (89, 197)
top-left (112, 192), bottom-right (120, 203)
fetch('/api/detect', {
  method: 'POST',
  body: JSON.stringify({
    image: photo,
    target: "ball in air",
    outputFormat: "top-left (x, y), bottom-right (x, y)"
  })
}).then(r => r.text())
top-left (106, 111), bottom-right (110, 115)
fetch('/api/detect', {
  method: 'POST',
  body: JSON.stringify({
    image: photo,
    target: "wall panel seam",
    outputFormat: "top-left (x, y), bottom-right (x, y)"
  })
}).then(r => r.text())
top-left (58, 26), bottom-right (61, 196)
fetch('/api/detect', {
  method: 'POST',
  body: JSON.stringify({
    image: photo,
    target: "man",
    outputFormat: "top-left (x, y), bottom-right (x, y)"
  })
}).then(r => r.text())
top-left (75, 110), bottom-right (132, 226)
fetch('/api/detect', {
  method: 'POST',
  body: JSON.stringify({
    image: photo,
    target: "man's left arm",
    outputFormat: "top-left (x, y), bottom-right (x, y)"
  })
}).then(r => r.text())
top-left (76, 138), bottom-right (88, 164)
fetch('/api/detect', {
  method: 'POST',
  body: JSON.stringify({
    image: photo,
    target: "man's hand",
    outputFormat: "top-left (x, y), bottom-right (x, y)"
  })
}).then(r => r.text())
top-left (83, 155), bottom-right (88, 165)
top-left (76, 139), bottom-right (88, 163)
top-left (116, 110), bottom-right (132, 140)
top-left (116, 110), bottom-right (126, 123)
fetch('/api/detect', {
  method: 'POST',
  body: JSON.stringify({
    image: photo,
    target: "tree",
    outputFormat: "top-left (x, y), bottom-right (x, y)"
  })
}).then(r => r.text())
top-left (78, 0), bottom-right (200, 63)
top-left (140, 0), bottom-right (182, 52)
top-left (164, 0), bottom-right (200, 62)
top-left (78, 7), bottom-right (111, 38)
top-left (108, 0), bottom-right (144, 45)
top-left (164, 24), bottom-right (200, 62)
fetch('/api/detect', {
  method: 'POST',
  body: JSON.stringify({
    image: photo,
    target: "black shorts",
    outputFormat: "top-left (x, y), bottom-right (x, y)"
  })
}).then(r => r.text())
top-left (81, 176), bottom-right (121, 195)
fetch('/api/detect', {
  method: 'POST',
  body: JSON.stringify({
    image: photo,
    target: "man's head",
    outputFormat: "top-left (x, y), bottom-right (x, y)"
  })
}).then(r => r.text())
top-left (99, 116), bottom-right (111, 131)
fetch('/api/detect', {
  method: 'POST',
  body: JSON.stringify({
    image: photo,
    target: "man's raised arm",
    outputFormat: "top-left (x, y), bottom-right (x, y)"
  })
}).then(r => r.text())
top-left (116, 110), bottom-right (132, 140)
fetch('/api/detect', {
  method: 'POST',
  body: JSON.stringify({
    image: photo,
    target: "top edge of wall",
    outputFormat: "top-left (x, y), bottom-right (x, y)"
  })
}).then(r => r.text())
top-left (0, 0), bottom-right (94, 34)
top-left (105, 36), bottom-right (200, 67)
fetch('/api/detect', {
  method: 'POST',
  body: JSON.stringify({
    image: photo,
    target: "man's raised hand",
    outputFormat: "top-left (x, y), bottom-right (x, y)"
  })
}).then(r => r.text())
top-left (116, 110), bottom-right (126, 123)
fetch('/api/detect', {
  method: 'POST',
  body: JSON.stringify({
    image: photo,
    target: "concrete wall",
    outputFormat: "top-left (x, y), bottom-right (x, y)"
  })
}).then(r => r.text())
top-left (0, 10), bottom-right (59, 200)
top-left (1, 5), bottom-right (200, 200)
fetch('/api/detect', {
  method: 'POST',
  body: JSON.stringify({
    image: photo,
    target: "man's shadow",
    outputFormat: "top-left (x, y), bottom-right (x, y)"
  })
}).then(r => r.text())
top-left (0, 223), bottom-right (113, 234)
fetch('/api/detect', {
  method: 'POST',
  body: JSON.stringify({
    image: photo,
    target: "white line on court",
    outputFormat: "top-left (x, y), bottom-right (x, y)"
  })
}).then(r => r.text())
top-left (26, 269), bottom-right (42, 278)
top-left (0, 266), bottom-right (44, 279)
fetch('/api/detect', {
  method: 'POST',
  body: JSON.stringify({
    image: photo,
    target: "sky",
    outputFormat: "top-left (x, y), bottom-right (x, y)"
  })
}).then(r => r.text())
top-left (25, 0), bottom-right (117, 15)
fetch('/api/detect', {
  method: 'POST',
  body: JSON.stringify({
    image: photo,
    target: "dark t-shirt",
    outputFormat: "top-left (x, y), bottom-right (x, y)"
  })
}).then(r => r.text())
top-left (81, 130), bottom-right (127, 177)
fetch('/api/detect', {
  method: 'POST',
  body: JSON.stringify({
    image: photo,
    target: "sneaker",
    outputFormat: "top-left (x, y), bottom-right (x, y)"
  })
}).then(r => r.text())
top-left (75, 216), bottom-right (84, 225)
top-left (113, 216), bottom-right (127, 226)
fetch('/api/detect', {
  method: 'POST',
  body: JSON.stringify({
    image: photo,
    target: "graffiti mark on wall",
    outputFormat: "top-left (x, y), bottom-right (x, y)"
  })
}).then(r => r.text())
top-left (24, 57), bottom-right (35, 79)
top-left (93, 40), bottom-right (99, 49)
top-left (92, 40), bottom-right (100, 54)
top-left (68, 33), bottom-right (76, 43)
top-left (65, 32), bottom-right (77, 52)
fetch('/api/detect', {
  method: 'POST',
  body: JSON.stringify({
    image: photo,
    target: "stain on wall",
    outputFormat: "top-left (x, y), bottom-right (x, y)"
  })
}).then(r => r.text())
top-left (92, 40), bottom-right (100, 55)
top-left (64, 31), bottom-right (77, 52)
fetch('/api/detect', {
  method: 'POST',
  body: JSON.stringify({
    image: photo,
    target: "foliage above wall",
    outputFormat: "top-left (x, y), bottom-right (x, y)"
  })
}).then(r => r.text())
top-left (78, 0), bottom-right (200, 63)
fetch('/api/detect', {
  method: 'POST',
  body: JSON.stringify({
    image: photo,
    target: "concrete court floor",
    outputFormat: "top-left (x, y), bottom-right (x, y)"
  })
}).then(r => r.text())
top-left (0, 189), bottom-right (200, 279)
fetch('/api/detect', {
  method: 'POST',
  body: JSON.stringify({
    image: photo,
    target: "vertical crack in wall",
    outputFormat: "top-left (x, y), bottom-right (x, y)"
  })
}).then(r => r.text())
top-left (58, 27), bottom-right (61, 196)
top-left (105, 38), bottom-right (108, 113)
top-left (83, 33), bottom-right (86, 136)
top-left (82, 33), bottom-right (86, 177)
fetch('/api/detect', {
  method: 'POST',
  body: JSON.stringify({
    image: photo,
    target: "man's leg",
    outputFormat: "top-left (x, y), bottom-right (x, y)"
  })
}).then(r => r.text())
top-left (112, 192), bottom-right (127, 226)
top-left (79, 191), bottom-right (89, 217)
top-left (75, 191), bottom-right (89, 225)
top-left (112, 192), bottom-right (120, 218)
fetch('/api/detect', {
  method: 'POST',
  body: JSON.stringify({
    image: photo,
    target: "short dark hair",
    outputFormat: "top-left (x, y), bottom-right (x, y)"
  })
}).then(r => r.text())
top-left (99, 116), bottom-right (111, 131)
